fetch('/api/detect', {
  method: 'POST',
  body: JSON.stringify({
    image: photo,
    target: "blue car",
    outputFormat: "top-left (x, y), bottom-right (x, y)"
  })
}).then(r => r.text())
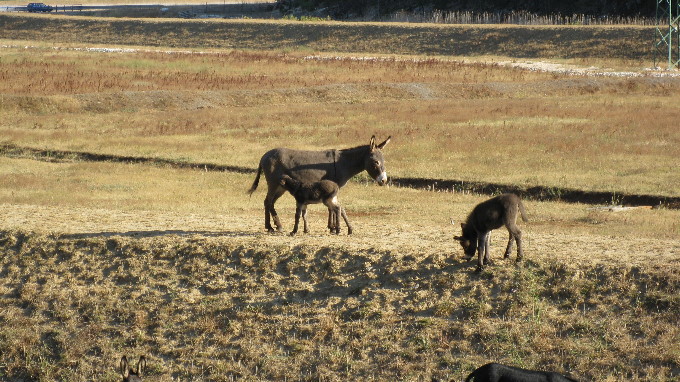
top-left (27, 2), bottom-right (53, 12)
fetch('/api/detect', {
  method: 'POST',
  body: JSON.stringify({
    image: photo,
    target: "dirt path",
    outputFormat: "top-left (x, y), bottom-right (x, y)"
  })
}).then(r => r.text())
top-left (3, 43), bottom-right (679, 78)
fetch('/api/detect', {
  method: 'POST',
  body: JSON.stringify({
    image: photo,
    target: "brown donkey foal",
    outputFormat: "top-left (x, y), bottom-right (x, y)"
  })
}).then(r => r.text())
top-left (120, 355), bottom-right (146, 382)
top-left (279, 174), bottom-right (352, 236)
top-left (454, 193), bottom-right (528, 272)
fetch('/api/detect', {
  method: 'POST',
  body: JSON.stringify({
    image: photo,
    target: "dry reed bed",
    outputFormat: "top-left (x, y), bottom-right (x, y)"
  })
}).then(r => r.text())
top-left (0, 14), bottom-right (655, 59)
top-left (0, 48), bottom-right (539, 95)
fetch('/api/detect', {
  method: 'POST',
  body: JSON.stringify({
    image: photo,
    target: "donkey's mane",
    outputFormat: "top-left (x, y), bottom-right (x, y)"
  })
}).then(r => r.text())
top-left (338, 144), bottom-right (370, 153)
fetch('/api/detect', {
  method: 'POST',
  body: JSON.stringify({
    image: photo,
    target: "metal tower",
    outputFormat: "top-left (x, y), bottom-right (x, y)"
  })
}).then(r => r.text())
top-left (655, 0), bottom-right (680, 69)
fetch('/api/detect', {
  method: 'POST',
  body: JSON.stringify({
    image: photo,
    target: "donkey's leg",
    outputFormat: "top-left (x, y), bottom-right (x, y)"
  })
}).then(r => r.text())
top-left (290, 204), bottom-right (303, 236)
top-left (476, 233), bottom-right (488, 271)
top-left (504, 229), bottom-right (515, 259)
top-left (327, 208), bottom-right (337, 233)
top-left (332, 206), bottom-right (341, 234)
top-left (505, 221), bottom-right (523, 261)
top-left (504, 209), bottom-right (524, 261)
top-left (340, 206), bottom-right (352, 235)
top-left (267, 187), bottom-right (286, 232)
top-left (483, 232), bottom-right (493, 266)
top-left (513, 227), bottom-right (524, 261)
top-left (323, 197), bottom-right (341, 235)
top-left (264, 198), bottom-right (274, 232)
top-left (302, 205), bottom-right (310, 234)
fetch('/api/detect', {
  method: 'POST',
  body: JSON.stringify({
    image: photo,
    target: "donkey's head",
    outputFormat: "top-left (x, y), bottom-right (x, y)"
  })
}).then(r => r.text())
top-left (279, 174), bottom-right (301, 193)
top-left (364, 135), bottom-right (391, 186)
top-left (453, 222), bottom-right (477, 258)
top-left (120, 355), bottom-right (146, 382)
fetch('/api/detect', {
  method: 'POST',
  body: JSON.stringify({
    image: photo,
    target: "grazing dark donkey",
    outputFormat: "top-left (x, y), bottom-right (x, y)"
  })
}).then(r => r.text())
top-left (279, 175), bottom-right (352, 236)
top-left (120, 355), bottom-right (146, 382)
top-left (248, 135), bottom-right (390, 232)
top-left (465, 363), bottom-right (578, 382)
top-left (454, 193), bottom-right (528, 272)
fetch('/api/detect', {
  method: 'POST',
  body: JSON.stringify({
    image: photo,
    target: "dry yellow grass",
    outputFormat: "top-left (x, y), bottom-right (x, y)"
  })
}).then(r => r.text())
top-left (0, 157), bottom-right (678, 380)
top-left (1, 42), bottom-right (678, 196)
top-left (0, 19), bottom-right (679, 382)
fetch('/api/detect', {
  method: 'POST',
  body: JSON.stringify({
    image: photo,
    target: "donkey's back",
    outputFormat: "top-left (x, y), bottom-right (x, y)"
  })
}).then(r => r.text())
top-left (249, 148), bottom-right (337, 194)
top-left (468, 193), bottom-right (528, 232)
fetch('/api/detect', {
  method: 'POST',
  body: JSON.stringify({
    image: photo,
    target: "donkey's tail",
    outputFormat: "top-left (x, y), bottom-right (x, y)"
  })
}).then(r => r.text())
top-left (518, 199), bottom-right (528, 222)
top-left (247, 163), bottom-right (263, 197)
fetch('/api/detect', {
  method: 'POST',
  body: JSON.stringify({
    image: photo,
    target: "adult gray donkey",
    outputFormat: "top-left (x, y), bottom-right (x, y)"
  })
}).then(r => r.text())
top-left (248, 136), bottom-right (391, 232)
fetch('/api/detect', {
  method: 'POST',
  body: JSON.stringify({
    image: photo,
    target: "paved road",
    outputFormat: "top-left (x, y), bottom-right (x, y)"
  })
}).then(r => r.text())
top-left (0, 1), bottom-right (275, 13)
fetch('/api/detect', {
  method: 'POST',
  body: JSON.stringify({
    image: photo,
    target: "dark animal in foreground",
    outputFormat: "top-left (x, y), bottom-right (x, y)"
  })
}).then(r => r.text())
top-left (120, 355), bottom-right (146, 382)
top-left (454, 193), bottom-right (528, 271)
top-left (279, 175), bottom-right (352, 236)
top-left (248, 135), bottom-right (390, 232)
top-left (465, 362), bottom-right (578, 382)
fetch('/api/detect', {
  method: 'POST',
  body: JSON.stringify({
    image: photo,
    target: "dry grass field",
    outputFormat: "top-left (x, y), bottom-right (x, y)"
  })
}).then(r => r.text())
top-left (0, 14), bottom-right (679, 382)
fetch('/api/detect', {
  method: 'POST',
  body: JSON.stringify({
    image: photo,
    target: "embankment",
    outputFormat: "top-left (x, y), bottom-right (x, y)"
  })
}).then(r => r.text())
top-left (0, 229), bottom-right (678, 380)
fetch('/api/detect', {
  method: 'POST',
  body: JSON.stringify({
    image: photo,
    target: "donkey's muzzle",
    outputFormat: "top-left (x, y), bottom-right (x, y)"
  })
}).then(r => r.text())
top-left (375, 171), bottom-right (388, 186)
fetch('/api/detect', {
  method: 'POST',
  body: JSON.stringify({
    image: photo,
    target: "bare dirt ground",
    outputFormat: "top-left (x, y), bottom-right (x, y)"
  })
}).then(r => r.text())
top-left (3, 202), bottom-right (678, 269)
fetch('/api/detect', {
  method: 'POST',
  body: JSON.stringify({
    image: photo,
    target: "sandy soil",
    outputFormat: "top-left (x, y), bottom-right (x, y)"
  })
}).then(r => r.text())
top-left (3, 203), bottom-right (678, 269)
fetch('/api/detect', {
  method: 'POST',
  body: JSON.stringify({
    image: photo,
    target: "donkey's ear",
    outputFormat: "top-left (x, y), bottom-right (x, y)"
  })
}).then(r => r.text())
top-left (376, 136), bottom-right (391, 149)
top-left (120, 356), bottom-right (130, 378)
top-left (136, 356), bottom-right (147, 377)
top-left (369, 135), bottom-right (376, 150)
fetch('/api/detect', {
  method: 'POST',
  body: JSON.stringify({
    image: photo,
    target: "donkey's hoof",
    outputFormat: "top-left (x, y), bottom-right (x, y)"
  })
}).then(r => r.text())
top-left (347, 229), bottom-right (353, 235)
top-left (289, 232), bottom-right (296, 237)
top-left (475, 266), bottom-right (484, 273)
